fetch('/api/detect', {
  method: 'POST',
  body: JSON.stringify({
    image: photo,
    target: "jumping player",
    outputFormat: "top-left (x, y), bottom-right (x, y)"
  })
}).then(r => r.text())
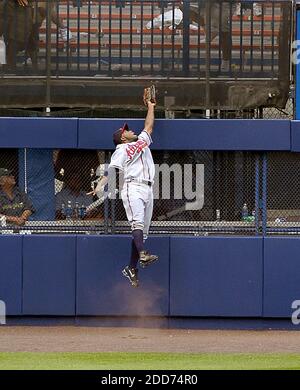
top-left (93, 99), bottom-right (158, 287)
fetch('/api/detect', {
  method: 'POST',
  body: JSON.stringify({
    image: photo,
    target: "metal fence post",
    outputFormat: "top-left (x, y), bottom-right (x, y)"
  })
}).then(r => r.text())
top-left (255, 153), bottom-right (260, 236)
top-left (295, 1), bottom-right (300, 119)
top-left (182, 0), bottom-right (190, 76)
top-left (262, 153), bottom-right (268, 236)
top-left (205, 0), bottom-right (211, 109)
top-left (104, 151), bottom-right (110, 234)
top-left (45, 0), bottom-right (52, 111)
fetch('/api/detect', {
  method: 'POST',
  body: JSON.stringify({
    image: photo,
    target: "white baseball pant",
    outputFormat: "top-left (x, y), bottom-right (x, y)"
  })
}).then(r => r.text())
top-left (121, 182), bottom-right (153, 239)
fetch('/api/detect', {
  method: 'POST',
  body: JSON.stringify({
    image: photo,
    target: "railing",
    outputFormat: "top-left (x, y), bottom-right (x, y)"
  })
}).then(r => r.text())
top-left (0, 147), bottom-right (300, 237)
top-left (0, 0), bottom-right (293, 111)
top-left (0, 147), bottom-right (261, 236)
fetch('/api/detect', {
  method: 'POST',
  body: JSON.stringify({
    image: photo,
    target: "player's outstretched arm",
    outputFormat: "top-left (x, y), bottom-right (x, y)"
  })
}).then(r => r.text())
top-left (87, 175), bottom-right (108, 196)
top-left (87, 166), bottom-right (118, 197)
top-left (144, 101), bottom-right (156, 136)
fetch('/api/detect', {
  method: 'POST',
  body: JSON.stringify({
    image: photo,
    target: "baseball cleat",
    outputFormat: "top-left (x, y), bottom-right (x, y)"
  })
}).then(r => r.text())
top-left (122, 266), bottom-right (139, 287)
top-left (139, 251), bottom-right (159, 268)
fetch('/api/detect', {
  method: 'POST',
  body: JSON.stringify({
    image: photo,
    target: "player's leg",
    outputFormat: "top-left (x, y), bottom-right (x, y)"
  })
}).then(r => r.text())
top-left (139, 187), bottom-right (158, 268)
top-left (121, 183), bottom-right (145, 287)
top-left (122, 183), bottom-right (146, 255)
top-left (142, 187), bottom-right (153, 241)
top-left (129, 238), bottom-right (139, 269)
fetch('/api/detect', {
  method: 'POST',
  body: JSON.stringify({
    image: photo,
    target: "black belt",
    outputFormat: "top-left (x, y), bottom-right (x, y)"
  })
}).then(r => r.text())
top-left (126, 178), bottom-right (152, 187)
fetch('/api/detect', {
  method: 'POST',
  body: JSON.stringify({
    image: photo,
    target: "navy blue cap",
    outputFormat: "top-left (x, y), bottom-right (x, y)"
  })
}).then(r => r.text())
top-left (113, 123), bottom-right (129, 146)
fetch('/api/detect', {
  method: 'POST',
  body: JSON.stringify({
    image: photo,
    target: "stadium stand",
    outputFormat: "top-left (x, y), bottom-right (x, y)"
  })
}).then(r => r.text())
top-left (0, 1), bottom-right (293, 115)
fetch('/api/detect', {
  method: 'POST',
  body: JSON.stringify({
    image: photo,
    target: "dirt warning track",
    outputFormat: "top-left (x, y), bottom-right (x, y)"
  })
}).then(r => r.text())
top-left (1, 327), bottom-right (300, 353)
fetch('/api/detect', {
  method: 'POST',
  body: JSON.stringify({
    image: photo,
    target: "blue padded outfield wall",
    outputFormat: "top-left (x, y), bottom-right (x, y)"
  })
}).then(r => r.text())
top-left (0, 117), bottom-right (292, 150)
top-left (0, 234), bottom-right (299, 318)
top-left (170, 237), bottom-right (263, 317)
top-left (76, 236), bottom-right (169, 316)
top-left (0, 236), bottom-right (23, 315)
top-left (22, 235), bottom-right (77, 316)
top-left (0, 117), bottom-right (299, 319)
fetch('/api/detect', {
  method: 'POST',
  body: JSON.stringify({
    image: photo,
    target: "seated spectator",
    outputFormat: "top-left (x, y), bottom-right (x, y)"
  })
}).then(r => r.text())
top-left (54, 149), bottom-right (103, 220)
top-left (56, 171), bottom-right (92, 216)
top-left (55, 170), bottom-right (100, 220)
top-left (0, 167), bottom-right (35, 225)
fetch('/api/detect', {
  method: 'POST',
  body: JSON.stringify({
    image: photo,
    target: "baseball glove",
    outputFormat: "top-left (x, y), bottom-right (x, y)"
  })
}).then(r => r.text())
top-left (143, 85), bottom-right (156, 106)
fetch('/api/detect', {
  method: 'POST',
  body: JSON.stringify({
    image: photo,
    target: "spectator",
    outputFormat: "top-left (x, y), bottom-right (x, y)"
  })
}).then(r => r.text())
top-left (34, 1), bottom-right (89, 43)
top-left (26, 1), bottom-right (74, 67)
top-left (180, 1), bottom-right (232, 72)
top-left (55, 170), bottom-right (95, 219)
top-left (0, 167), bottom-right (35, 226)
top-left (72, 0), bottom-right (86, 7)
top-left (0, 1), bottom-right (4, 38)
top-left (2, 1), bottom-right (76, 69)
top-left (34, 1), bottom-right (73, 42)
top-left (0, 1), bottom-right (5, 64)
top-left (235, 2), bottom-right (262, 17)
top-left (54, 149), bottom-right (103, 220)
top-left (2, 0), bottom-right (34, 69)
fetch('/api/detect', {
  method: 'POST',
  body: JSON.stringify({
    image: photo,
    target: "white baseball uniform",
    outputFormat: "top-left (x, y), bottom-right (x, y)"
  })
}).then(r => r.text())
top-left (108, 129), bottom-right (155, 237)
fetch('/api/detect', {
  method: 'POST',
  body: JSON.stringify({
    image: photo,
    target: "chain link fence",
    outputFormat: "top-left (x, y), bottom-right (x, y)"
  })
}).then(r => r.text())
top-left (2, 147), bottom-right (300, 237)
top-left (262, 98), bottom-right (294, 120)
top-left (110, 149), bottom-right (258, 235)
top-left (0, 147), bottom-right (259, 236)
top-left (266, 151), bottom-right (300, 235)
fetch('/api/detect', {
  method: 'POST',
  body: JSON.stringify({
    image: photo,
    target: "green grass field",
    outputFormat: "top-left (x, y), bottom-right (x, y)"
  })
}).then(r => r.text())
top-left (0, 352), bottom-right (300, 370)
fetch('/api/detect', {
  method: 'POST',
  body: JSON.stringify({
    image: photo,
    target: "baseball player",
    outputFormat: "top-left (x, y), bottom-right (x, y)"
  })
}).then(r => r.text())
top-left (92, 98), bottom-right (158, 288)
